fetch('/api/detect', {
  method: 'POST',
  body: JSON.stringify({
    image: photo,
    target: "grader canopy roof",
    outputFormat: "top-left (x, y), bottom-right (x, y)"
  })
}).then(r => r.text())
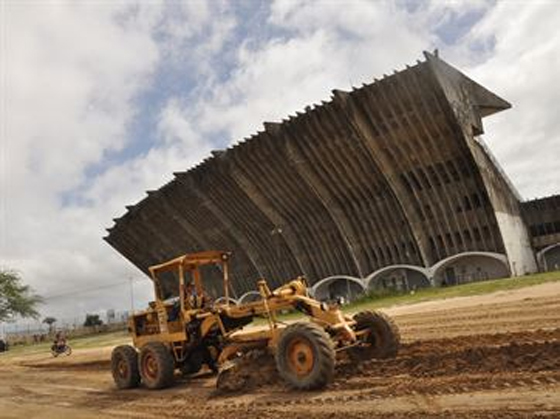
top-left (148, 251), bottom-right (231, 301)
top-left (148, 251), bottom-right (230, 277)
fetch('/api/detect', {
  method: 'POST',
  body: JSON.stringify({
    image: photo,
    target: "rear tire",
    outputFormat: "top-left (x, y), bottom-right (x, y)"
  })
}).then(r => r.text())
top-left (351, 311), bottom-right (400, 359)
top-left (139, 342), bottom-right (175, 389)
top-left (275, 322), bottom-right (335, 390)
top-left (111, 345), bottom-right (140, 389)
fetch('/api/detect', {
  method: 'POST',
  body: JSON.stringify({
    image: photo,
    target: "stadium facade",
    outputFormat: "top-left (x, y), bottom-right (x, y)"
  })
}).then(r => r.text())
top-left (105, 52), bottom-right (559, 303)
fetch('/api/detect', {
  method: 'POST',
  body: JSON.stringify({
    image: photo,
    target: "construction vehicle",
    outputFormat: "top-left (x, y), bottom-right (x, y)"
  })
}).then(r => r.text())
top-left (111, 250), bottom-right (400, 391)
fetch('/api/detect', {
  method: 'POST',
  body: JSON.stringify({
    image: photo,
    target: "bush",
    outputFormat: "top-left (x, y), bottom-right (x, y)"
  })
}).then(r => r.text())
top-left (351, 287), bottom-right (405, 305)
top-left (84, 314), bottom-right (103, 327)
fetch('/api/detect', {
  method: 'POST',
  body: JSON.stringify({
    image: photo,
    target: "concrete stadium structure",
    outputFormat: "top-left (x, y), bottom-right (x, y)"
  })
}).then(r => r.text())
top-left (522, 195), bottom-right (560, 273)
top-left (105, 52), bottom-right (558, 302)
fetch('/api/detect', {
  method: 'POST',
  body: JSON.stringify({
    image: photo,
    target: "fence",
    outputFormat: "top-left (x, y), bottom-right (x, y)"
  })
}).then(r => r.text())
top-left (1, 310), bottom-right (130, 347)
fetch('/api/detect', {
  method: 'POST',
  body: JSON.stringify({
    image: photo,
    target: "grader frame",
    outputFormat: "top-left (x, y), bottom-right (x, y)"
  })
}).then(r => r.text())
top-left (111, 250), bottom-right (400, 391)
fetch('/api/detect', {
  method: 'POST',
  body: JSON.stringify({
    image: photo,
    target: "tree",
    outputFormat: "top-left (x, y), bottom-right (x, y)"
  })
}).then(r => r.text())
top-left (84, 314), bottom-right (103, 327)
top-left (43, 316), bottom-right (57, 333)
top-left (0, 269), bottom-right (42, 322)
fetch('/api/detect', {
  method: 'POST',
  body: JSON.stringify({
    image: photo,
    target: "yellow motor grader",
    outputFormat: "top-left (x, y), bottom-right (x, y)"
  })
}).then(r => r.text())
top-left (111, 250), bottom-right (400, 391)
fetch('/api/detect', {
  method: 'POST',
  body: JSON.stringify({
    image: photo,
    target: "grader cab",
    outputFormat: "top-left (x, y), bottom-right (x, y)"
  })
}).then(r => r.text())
top-left (111, 250), bottom-right (400, 391)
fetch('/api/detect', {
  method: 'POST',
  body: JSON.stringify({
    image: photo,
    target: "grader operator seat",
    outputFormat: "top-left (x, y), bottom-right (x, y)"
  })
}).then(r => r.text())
top-left (182, 282), bottom-right (210, 310)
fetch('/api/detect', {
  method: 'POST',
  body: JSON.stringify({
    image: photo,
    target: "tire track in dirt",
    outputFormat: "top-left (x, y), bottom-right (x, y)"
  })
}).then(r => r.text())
top-left (2, 282), bottom-right (560, 418)
top-left (96, 328), bottom-right (560, 419)
top-left (396, 308), bottom-right (560, 330)
top-left (391, 298), bottom-right (560, 341)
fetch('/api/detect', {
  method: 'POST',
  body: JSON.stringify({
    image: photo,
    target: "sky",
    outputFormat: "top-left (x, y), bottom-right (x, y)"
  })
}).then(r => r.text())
top-left (1, 0), bottom-right (559, 327)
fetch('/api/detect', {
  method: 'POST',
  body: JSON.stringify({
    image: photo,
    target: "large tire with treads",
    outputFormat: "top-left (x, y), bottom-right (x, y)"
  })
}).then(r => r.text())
top-left (275, 322), bottom-right (335, 390)
top-left (111, 345), bottom-right (141, 389)
top-left (352, 310), bottom-right (400, 359)
top-left (138, 342), bottom-right (175, 389)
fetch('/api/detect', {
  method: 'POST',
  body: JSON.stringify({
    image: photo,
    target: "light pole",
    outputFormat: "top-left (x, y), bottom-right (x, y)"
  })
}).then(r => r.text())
top-left (129, 277), bottom-right (135, 313)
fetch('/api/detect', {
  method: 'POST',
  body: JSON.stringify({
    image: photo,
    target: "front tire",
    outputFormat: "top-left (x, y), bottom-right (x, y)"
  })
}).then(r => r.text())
top-left (275, 322), bottom-right (335, 390)
top-left (111, 345), bottom-right (140, 389)
top-left (138, 342), bottom-right (175, 389)
top-left (351, 311), bottom-right (400, 359)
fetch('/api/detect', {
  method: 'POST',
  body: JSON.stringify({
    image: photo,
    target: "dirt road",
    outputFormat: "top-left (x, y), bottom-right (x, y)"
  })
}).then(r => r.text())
top-left (1, 281), bottom-right (560, 418)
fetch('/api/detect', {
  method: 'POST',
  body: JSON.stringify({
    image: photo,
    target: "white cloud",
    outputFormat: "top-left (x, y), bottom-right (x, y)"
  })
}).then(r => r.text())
top-left (1, 0), bottom-right (558, 324)
top-left (1, 1), bottom-right (162, 318)
top-left (465, 1), bottom-right (560, 198)
top-left (1, 1), bottom-right (232, 321)
top-left (188, 1), bottom-right (432, 145)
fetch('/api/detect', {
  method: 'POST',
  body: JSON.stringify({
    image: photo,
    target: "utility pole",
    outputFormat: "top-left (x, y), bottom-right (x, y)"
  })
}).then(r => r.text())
top-left (129, 277), bottom-right (135, 314)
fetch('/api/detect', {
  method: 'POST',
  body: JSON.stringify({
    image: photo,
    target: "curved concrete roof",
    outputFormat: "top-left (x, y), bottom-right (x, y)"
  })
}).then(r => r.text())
top-left (105, 52), bottom-right (522, 297)
top-left (310, 275), bottom-right (365, 297)
top-left (429, 251), bottom-right (508, 277)
top-left (364, 265), bottom-right (430, 288)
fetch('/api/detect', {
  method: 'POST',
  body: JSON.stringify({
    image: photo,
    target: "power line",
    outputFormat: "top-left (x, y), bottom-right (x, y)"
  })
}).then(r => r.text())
top-left (42, 277), bottom-right (147, 301)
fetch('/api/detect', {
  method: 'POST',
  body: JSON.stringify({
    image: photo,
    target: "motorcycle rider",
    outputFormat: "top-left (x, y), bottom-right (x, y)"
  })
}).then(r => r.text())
top-left (52, 331), bottom-right (67, 352)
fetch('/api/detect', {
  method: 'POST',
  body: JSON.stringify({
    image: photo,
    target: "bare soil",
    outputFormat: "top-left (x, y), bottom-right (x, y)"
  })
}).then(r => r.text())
top-left (1, 281), bottom-right (560, 418)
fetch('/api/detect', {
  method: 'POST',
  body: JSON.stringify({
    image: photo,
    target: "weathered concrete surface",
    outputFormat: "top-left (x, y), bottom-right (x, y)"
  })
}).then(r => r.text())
top-left (522, 195), bottom-right (560, 271)
top-left (105, 52), bottom-right (546, 297)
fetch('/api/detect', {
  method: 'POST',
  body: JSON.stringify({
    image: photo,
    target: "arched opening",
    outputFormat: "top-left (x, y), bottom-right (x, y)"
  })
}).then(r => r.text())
top-left (430, 252), bottom-right (509, 286)
top-left (365, 265), bottom-right (431, 292)
top-left (537, 243), bottom-right (560, 272)
top-left (238, 291), bottom-right (262, 304)
top-left (311, 276), bottom-right (365, 303)
top-left (214, 296), bottom-right (238, 306)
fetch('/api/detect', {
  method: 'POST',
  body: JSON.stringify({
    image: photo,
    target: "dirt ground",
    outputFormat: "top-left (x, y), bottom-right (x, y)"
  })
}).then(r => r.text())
top-left (1, 281), bottom-right (560, 419)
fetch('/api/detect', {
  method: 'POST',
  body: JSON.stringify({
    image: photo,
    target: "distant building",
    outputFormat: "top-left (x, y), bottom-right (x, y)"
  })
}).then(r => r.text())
top-left (522, 195), bottom-right (560, 272)
top-left (105, 52), bottom-right (558, 302)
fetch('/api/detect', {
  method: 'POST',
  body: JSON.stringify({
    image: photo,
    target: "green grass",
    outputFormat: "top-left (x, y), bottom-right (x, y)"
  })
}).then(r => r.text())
top-left (69, 330), bottom-right (130, 350)
top-left (257, 270), bottom-right (560, 324)
top-left (345, 270), bottom-right (560, 314)
top-left (0, 330), bottom-right (130, 360)
top-left (3, 271), bottom-right (558, 358)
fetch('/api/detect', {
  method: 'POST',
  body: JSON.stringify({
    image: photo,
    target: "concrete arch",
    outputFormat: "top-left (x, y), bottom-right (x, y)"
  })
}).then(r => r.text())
top-left (238, 291), bottom-right (262, 304)
top-left (430, 251), bottom-right (509, 286)
top-left (311, 275), bottom-right (365, 303)
top-left (214, 296), bottom-right (238, 306)
top-left (537, 243), bottom-right (560, 272)
top-left (365, 265), bottom-right (431, 291)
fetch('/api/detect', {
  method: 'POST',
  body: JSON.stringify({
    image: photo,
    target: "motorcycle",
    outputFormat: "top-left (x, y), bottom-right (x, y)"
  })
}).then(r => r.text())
top-left (51, 342), bottom-right (72, 357)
